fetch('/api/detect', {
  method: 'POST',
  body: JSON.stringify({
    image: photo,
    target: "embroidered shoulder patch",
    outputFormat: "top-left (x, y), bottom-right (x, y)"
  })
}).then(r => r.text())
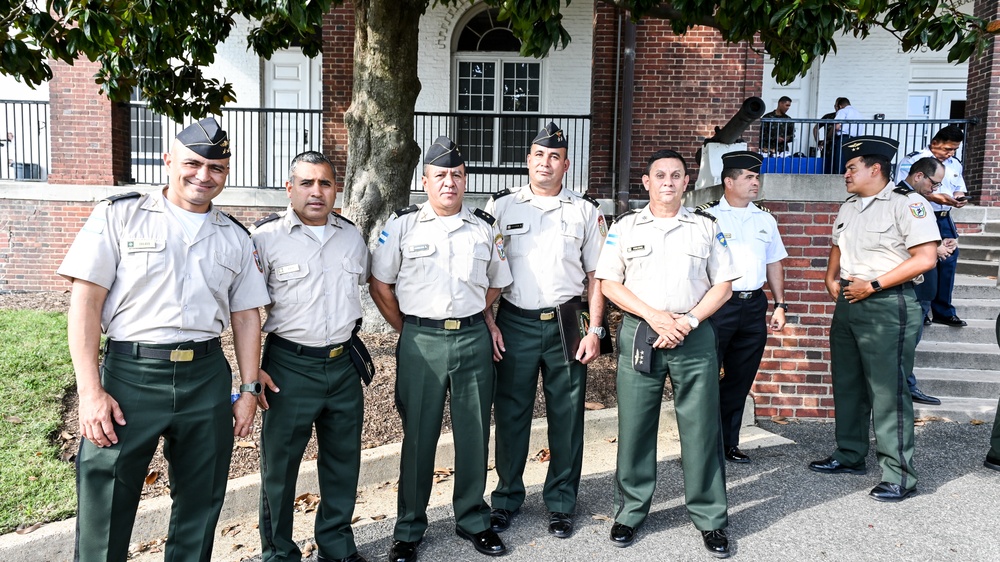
top-left (909, 202), bottom-right (928, 219)
top-left (597, 214), bottom-right (608, 237)
top-left (494, 233), bottom-right (506, 260)
top-left (716, 232), bottom-right (728, 247)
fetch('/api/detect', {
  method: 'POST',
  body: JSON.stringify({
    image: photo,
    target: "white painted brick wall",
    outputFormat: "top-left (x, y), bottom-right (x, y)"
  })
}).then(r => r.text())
top-left (204, 16), bottom-right (262, 107)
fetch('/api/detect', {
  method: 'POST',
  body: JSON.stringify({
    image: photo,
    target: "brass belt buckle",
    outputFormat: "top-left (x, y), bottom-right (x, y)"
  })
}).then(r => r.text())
top-left (539, 311), bottom-right (556, 321)
top-left (329, 346), bottom-right (344, 358)
top-left (444, 319), bottom-right (461, 330)
top-left (170, 349), bottom-right (195, 362)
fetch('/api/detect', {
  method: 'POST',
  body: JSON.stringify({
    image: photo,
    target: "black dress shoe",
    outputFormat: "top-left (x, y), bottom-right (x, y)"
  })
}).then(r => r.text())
top-left (388, 540), bottom-right (420, 562)
top-left (609, 522), bottom-right (636, 547)
top-left (725, 447), bottom-right (750, 463)
top-left (923, 316), bottom-right (932, 326)
top-left (808, 456), bottom-right (866, 475)
top-left (984, 453), bottom-right (1000, 472)
top-left (455, 527), bottom-right (506, 557)
top-left (489, 508), bottom-right (517, 533)
top-left (909, 387), bottom-right (941, 405)
top-left (932, 315), bottom-right (967, 327)
top-left (548, 512), bottom-right (573, 538)
top-left (701, 529), bottom-right (731, 558)
top-left (319, 554), bottom-right (368, 562)
top-left (869, 481), bottom-right (916, 502)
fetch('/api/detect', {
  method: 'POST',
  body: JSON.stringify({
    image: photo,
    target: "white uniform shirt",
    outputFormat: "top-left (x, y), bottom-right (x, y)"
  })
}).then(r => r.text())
top-left (252, 206), bottom-right (371, 346)
top-left (484, 185), bottom-right (605, 309)
top-left (58, 192), bottom-right (270, 343)
top-left (896, 148), bottom-right (967, 212)
top-left (835, 105), bottom-right (864, 137)
top-left (705, 197), bottom-right (788, 292)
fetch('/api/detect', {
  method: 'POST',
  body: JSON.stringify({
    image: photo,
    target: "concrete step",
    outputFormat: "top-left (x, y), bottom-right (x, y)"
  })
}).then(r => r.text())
top-left (953, 275), bottom-right (1000, 299)
top-left (913, 341), bottom-right (1000, 370)
top-left (919, 318), bottom-right (997, 345)
top-left (913, 396), bottom-right (997, 423)
top-left (957, 259), bottom-right (1000, 277)
top-left (913, 367), bottom-right (1000, 399)
top-left (959, 233), bottom-right (1000, 246)
top-left (984, 222), bottom-right (1000, 234)
top-left (961, 245), bottom-right (1000, 263)
top-left (951, 298), bottom-right (1000, 320)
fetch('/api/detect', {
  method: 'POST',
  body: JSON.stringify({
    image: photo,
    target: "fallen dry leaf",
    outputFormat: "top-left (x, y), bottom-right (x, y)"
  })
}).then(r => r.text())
top-left (970, 419), bottom-right (985, 426)
top-left (61, 451), bottom-right (76, 462)
top-left (351, 515), bottom-right (361, 524)
top-left (230, 543), bottom-right (244, 552)
top-left (433, 467), bottom-right (454, 476)
top-left (15, 523), bottom-right (42, 535)
top-left (27, 476), bottom-right (37, 481)
top-left (591, 513), bottom-right (612, 522)
top-left (372, 514), bottom-right (387, 521)
top-left (771, 415), bottom-right (788, 425)
top-left (301, 542), bottom-right (316, 557)
top-left (5, 416), bottom-right (22, 424)
top-left (605, 437), bottom-right (617, 444)
top-left (60, 430), bottom-right (74, 441)
top-left (235, 441), bottom-right (257, 449)
top-left (534, 448), bottom-right (551, 462)
top-left (584, 402), bottom-right (605, 410)
top-left (145, 471), bottom-right (159, 485)
top-left (294, 492), bottom-right (321, 513)
top-left (221, 524), bottom-right (241, 537)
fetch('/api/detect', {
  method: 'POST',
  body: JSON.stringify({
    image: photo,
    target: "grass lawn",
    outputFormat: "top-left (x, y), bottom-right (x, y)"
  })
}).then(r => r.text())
top-left (0, 310), bottom-right (77, 535)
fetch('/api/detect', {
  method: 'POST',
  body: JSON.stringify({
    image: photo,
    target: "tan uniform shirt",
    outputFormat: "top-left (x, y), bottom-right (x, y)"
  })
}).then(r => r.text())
top-left (252, 206), bottom-right (371, 346)
top-left (371, 202), bottom-right (512, 319)
top-left (595, 205), bottom-right (740, 312)
top-left (58, 191), bottom-right (270, 343)
top-left (832, 182), bottom-right (941, 282)
top-left (484, 185), bottom-right (605, 308)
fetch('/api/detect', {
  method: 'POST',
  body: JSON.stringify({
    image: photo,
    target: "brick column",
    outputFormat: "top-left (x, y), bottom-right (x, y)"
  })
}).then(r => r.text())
top-left (322, 4), bottom-right (355, 181)
top-left (47, 59), bottom-right (130, 185)
top-left (964, 0), bottom-right (1000, 207)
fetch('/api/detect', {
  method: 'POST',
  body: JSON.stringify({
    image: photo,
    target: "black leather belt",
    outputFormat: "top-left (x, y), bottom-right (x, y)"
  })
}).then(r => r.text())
top-left (839, 279), bottom-right (914, 290)
top-left (106, 338), bottom-right (221, 362)
top-left (935, 211), bottom-right (950, 218)
top-left (403, 312), bottom-right (485, 330)
top-left (499, 298), bottom-right (558, 321)
top-left (731, 289), bottom-right (763, 300)
top-left (268, 333), bottom-right (347, 359)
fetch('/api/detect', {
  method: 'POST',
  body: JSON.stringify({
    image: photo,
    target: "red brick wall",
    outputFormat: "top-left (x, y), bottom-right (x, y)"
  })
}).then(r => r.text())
top-left (47, 59), bottom-right (131, 185)
top-left (0, 199), bottom-right (282, 292)
top-left (963, 0), bottom-right (1000, 207)
top-left (589, 4), bottom-right (764, 199)
top-left (321, 4), bottom-right (355, 181)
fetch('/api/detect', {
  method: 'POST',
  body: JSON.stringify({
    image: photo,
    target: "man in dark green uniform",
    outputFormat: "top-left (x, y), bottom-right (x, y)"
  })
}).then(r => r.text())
top-left (58, 118), bottom-right (270, 562)
top-left (596, 149), bottom-right (739, 558)
top-left (370, 137), bottom-right (513, 561)
top-left (809, 136), bottom-right (939, 502)
top-left (483, 122), bottom-right (606, 539)
top-left (251, 151), bottom-right (372, 562)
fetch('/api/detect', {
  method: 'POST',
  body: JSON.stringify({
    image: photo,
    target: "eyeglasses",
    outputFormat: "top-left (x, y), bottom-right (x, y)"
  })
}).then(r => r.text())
top-left (930, 181), bottom-right (943, 190)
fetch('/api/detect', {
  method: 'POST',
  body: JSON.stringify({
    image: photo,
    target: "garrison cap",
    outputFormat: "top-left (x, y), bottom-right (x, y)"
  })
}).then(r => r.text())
top-left (841, 135), bottom-right (899, 162)
top-left (531, 122), bottom-right (568, 149)
top-left (176, 117), bottom-right (230, 159)
top-left (424, 136), bottom-right (465, 168)
top-left (721, 150), bottom-right (763, 173)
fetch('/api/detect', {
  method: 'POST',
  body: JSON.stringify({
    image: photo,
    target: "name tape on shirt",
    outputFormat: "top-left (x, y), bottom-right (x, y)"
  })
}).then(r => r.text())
top-left (126, 239), bottom-right (157, 250)
top-left (276, 264), bottom-right (300, 275)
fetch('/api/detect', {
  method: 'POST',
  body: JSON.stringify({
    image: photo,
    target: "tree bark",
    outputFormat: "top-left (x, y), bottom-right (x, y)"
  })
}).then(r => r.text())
top-left (342, 0), bottom-right (425, 246)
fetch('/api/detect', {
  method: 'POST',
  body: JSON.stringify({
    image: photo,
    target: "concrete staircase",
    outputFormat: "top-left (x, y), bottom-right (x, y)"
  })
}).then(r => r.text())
top-left (957, 221), bottom-right (1000, 277)
top-left (913, 275), bottom-right (1000, 422)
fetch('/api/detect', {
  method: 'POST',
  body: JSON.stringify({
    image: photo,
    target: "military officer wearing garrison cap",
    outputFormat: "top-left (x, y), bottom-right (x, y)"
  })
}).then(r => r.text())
top-left (370, 136), bottom-right (513, 561)
top-left (700, 151), bottom-right (787, 465)
top-left (59, 118), bottom-right (270, 562)
top-left (484, 122), bottom-right (607, 539)
top-left (809, 136), bottom-right (939, 503)
top-left (251, 151), bottom-right (372, 562)
top-left (597, 149), bottom-right (740, 558)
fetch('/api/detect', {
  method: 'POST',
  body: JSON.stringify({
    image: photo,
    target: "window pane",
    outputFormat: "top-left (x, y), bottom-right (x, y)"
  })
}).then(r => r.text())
top-left (458, 115), bottom-right (494, 163)
top-left (500, 116), bottom-right (535, 164)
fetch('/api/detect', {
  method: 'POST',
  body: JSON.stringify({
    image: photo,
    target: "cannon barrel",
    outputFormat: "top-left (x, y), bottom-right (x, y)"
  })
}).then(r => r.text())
top-left (705, 96), bottom-right (766, 144)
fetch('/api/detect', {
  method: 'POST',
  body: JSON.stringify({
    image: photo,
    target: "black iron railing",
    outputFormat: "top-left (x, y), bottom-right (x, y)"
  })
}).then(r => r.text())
top-left (0, 100), bottom-right (49, 181)
top-left (412, 112), bottom-right (592, 194)
top-left (130, 104), bottom-right (323, 189)
top-left (756, 118), bottom-right (974, 175)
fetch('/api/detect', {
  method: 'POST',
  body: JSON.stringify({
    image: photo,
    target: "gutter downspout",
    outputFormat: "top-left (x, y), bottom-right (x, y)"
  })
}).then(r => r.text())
top-left (610, 11), bottom-right (622, 208)
top-left (615, 17), bottom-right (637, 215)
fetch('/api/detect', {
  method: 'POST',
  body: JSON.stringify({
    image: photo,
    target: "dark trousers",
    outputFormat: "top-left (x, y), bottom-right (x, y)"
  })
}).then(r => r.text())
top-left (393, 322), bottom-right (494, 541)
top-left (712, 291), bottom-right (769, 449)
top-left (991, 396), bottom-right (1000, 458)
top-left (613, 314), bottom-right (728, 531)
top-left (930, 214), bottom-right (959, 320)
top-left (75, 347), bottom-right (233, 562)
top-left (491, 308), bottom-right (587, 515)
top-left (258, 341), bottom-right (363, 561)
top-left (829, 285), bottom-right (919, 488)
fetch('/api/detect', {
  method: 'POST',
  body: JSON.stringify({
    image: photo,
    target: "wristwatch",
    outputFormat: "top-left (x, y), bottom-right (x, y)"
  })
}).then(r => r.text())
top-left (775, 302), bottom-right (788, 311)
top-left (588, 326), bottom-right (607, 339)
top-left (239, 381), bottom-right (263, 396)
top-left (870, 279), bottom-right (883, 292)
top-left (685, 313), bottom-right (700, 329)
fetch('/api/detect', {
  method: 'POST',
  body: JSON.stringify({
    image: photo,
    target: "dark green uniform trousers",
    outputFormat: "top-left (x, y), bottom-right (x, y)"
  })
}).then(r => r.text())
top-left (492, 308), bottom-right (587, 514)
top-left (259, 341), bottom-right (363, 561)
top-left (393, 322), bottom-right (494, 541)
top-left (75, 345), bottom-right (233, 562)
top-left (613, 314), bottom-right (728, 531)
top-left (992, 399), bottom-right (1000, 458)
top-left (829, 285), bottom-right (919, 489)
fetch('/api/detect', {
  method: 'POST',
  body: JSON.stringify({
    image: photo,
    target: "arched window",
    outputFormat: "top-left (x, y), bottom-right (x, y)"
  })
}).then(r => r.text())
top-left (454, 7), bottom-right (542, 166)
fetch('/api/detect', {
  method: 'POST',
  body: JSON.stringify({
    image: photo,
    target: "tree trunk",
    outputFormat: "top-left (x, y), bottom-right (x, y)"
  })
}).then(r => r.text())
top-left (342, 0), bottom-right (425, 246)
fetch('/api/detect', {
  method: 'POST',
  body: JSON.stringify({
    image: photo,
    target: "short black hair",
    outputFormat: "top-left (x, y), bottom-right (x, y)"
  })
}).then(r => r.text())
top-left (908, 157), bottom-right (942, 180)
top-left (288, 151), bottom-right (335, 182)
top-left (859, 154), bottom-right (892, 181)
top-left (721, 168), bottom-right (744, 181)
top-left (932, 125), bottom-right (964, 144)
top-left (644, 149), bottom-right (688, 176)
top-left (778, 96), bottom-right (792, 104)
top-left (836, 97), bottom-right (851, 108)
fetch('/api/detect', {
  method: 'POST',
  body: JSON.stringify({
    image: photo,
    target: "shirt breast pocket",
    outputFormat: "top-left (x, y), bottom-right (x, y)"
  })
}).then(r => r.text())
top-left (402, 242), bottom-right (438, 280)
top-left (623, 244), bottom-right (653, 278)
top-left (120, 239), bottom-right (166, 287)
top-left (211, 251), bottom-right (240, 295)
top-left (469, 245), bottom-right (491, 288)
top-left (864, 220), bottom-right (895, 250)
top-left (341, 257), bottom-right (365, 299)
top-left (561, 220), bottom-right (585, 252)
top-left (504, 223), bottom-right (531, 257)
top-left (684, 243), bottom-right (710, 279)
top-left (273, 263), bottom-right (309, 304)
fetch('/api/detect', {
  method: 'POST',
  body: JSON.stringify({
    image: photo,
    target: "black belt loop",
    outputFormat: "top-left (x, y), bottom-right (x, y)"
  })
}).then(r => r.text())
top-left (403, 312), bottom-right (486, 330)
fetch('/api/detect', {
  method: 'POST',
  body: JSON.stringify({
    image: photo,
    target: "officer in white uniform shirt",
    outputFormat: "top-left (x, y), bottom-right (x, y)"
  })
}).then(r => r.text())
top-left (699, 150), bottom-right (787, 465)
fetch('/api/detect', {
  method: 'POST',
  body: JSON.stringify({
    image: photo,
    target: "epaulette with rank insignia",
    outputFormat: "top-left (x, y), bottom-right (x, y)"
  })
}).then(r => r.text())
top-left (103, 192), bottom-right (141, 204)
top-left (473, 208), bottom-right (497, 226)
top-left (223, 212), bottom-right (251, 237)
top-left (696, 200), bottom-right (720, 211)
top-left (582, 194), bottom-right (601, 208)
top-left (905, 150), bottom-right (921, 158)
top-left (752, 201), bottom-right (772, 213)
top-left (491, 188), bottom-right (512, 201)
top-left (391, 204), bottom-right (418, 218)
top-left (333, 211), bottom-right (355, 226)
top-left (253, 213), bottom-right (281, 228)
top-left (612, 209), bottom-right (638, 224)
top-left (893, 186), bottom-right (914, 196)
top-left (694, 208), bottom-right (718, 222)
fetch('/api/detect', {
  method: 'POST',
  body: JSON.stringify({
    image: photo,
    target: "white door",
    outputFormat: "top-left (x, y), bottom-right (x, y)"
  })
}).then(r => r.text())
top-left (263, 50), bottom-right (322, 187)
top-left (761, 61), bottom-right (813, 155)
